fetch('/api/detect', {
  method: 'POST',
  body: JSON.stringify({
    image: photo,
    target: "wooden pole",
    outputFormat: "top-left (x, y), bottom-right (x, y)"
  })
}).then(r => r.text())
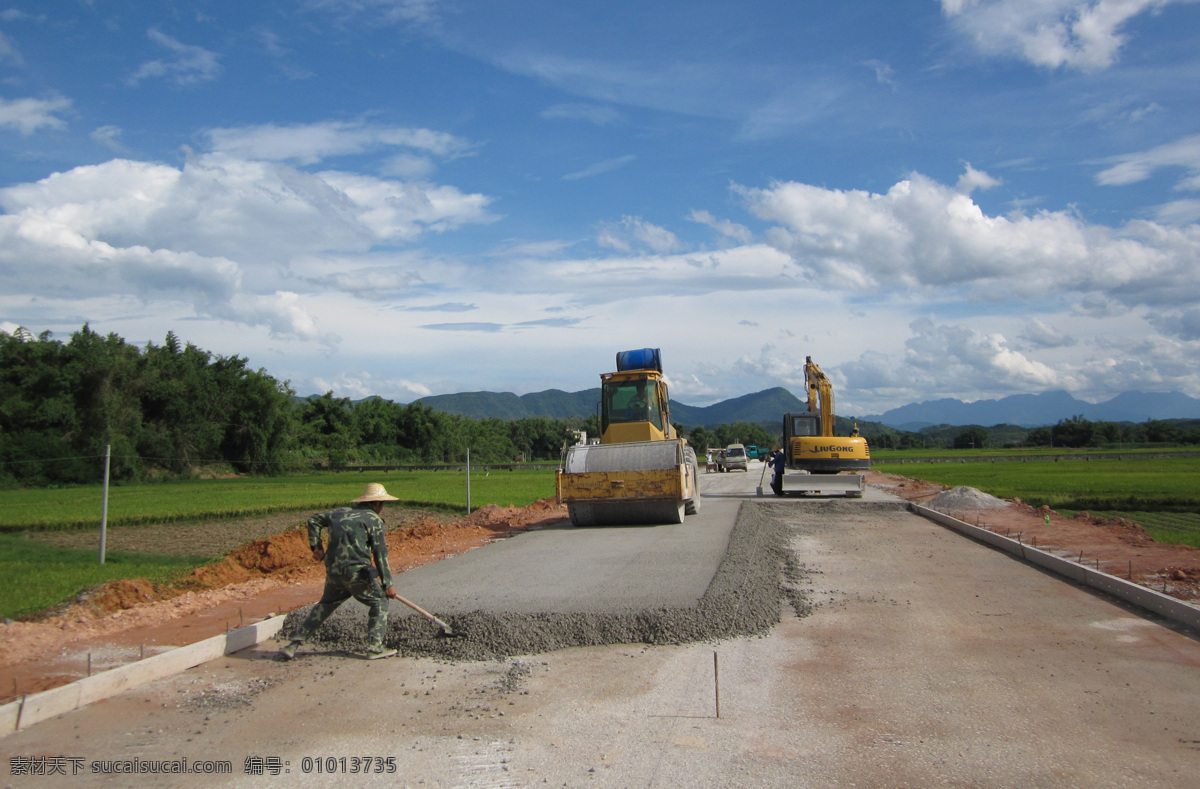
top-left (99, 444), bottom-right (111, 565)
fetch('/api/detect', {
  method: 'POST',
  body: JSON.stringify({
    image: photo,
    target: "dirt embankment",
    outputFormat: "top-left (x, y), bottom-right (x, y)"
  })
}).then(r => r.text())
top-left (0, 499), bottom-right (568, 699)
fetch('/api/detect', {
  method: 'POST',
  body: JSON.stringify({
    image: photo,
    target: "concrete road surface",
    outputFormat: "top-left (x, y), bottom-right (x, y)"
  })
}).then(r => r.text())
top-left (5, 459), bottom-right (1199, 787)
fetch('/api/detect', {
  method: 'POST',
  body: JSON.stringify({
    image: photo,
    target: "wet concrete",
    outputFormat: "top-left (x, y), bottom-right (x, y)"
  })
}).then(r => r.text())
top-left (282, 463), bottom-right (908, 662)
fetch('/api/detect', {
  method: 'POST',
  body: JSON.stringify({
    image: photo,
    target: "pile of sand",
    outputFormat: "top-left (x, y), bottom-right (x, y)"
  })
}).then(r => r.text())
top-left (927, 486), bottom-right (1011, 511)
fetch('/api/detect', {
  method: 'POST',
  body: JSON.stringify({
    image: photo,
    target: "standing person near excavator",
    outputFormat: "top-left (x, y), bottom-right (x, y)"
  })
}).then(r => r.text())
top-left (279, 483), bottom-right (400, 661)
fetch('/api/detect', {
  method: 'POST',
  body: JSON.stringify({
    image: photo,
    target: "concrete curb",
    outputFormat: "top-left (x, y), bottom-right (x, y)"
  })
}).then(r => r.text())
top-left (0, 614), bottom-right (286, 736)
top-left (912, 503), bottom-right (1200, 633)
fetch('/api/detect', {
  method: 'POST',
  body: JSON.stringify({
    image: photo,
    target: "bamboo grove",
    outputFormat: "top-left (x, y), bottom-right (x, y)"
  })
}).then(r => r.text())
top-left (0, 326), bottom-right (596, 486)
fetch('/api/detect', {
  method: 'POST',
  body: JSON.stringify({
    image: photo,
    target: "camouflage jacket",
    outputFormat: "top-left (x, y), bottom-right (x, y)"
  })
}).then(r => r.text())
top-left (307, 504), bottom-right (393, 588)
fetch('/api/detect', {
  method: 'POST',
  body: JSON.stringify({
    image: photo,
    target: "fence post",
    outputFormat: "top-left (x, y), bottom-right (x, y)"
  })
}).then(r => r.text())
top-left (99, 444), bottom-right (110, 565)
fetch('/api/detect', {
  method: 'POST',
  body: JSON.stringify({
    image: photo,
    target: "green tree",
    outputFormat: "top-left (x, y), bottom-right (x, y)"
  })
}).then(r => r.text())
top-left (297, 392), bottom-right (359, 467)
top-left (953, 426), bottom-right (989, 450)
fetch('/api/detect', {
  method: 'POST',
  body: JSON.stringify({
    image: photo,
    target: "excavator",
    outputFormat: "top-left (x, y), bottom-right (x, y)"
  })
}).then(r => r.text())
top-left (777, 355), bottom-right (870, 497)
top-left (556, 348), bottom-right (701, 526)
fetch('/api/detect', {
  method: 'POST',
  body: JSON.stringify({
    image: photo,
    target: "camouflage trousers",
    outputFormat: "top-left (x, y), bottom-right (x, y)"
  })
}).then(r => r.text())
top-left (292, 566), bottom-right (390, 652)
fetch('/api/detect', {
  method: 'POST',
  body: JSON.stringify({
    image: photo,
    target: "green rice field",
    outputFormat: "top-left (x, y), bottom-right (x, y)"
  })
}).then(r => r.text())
top-left (0, 467), bottom-right (558, 533)
top-left (876, 455), bottom-right (1200, 548)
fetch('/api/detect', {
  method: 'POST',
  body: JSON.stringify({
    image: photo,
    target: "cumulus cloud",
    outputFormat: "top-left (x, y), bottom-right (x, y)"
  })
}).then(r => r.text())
top-left (0, 145), bottom-right (494, 341)
top-left (129, 28), bottom-right (221, 86)
top-left (940, 0), bottom-right (1187, 71)
top-left (736, 166), bottom-right (1200, 309)
top-left (843, 317), bottom-right (1074, 404)
top-left (0, 95), bottom-right (70, 135)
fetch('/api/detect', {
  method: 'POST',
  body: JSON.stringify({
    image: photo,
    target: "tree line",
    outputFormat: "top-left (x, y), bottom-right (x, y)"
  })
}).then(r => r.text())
top-left (0, 326), bottom-right (780, 487)
top-left (860, 414), bottom-right (1200, 451)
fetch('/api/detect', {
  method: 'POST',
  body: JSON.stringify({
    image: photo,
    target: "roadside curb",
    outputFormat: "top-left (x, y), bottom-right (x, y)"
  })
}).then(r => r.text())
top-left (0, 614), bottom-right (286, 736)
top-left (912, 503), bottom-right (1200, 633)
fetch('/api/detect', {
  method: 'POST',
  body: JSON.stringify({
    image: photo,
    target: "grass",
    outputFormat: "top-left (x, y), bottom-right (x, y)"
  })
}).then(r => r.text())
top-left (0, 532), bottom-right (204, 620)
top-left (1056, 511), bottom-right (1200, 550)
top-left (0, 468), bottom-right (558, 620)
top-left (877, 455), bottom-right (1200, 550)
top-left (0, 468), bottom-right (558, 532)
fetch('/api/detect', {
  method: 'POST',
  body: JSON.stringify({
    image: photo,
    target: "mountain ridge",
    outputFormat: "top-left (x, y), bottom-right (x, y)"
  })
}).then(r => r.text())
top-left (412, 387), bottom-right (1200, 429)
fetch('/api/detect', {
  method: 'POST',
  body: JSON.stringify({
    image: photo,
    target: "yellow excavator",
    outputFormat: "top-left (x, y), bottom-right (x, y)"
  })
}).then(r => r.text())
top-left (556, 349), bottom-right (700, 526)
top-left (778, 355), bottom-right (870, 497)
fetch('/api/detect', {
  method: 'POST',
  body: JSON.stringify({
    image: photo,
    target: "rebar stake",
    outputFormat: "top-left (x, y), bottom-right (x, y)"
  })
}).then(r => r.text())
top-left (713, 651), bottom-right (720, 719)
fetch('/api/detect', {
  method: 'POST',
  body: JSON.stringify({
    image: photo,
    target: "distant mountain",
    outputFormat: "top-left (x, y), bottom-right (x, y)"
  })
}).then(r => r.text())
top-left (416, 386), bottom-right (806, 428)
top-left (864, 390), bottom-right (1200, 429)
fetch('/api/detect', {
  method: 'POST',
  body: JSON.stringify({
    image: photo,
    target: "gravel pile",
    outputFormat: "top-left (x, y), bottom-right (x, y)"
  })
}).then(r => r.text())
top-left (927, 486), bottom-right (1011, 511)
top-left (282, 502), bottom-right (794, 661)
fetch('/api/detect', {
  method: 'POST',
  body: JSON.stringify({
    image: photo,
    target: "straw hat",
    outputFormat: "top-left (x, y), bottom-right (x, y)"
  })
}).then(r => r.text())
top-left (352, 482), bottom-right (399, 503)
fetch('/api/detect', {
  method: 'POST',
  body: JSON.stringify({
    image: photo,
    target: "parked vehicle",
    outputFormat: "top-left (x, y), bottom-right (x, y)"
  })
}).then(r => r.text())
top-left (718, 443), bottom-right (749, 472)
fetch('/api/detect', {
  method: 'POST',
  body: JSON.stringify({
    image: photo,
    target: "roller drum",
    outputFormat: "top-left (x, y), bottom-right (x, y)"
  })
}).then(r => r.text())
top-left (563, 439), bottom-right (683, 473)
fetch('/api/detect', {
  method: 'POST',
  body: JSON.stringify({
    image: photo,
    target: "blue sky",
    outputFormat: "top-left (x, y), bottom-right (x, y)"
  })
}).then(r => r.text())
top-left (2, 1), bottom-right (1199, 416)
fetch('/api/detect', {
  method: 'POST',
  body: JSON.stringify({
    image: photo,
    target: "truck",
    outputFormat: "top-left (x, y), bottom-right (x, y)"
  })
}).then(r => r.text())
top-left (556, 349), bottom-right (701, 525)
top-left (776, 356), bottom-right (870, 497)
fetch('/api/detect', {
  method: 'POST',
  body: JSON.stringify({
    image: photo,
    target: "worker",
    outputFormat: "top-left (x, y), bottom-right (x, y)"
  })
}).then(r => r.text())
top-left (625, 381), bottom-right (650, 420)
top-left (769, 447), bottom-right (786, 496)
top-left (279, 482), bottom-right (400, 661)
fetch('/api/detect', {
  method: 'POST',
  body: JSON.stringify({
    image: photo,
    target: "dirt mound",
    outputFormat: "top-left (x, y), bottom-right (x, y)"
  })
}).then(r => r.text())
top-left (187, 530), bottom-right (314, 588)
top-left (928, 486), bottom-right (1010, 511)
top-left (86, 578), bottom-right (161, 614)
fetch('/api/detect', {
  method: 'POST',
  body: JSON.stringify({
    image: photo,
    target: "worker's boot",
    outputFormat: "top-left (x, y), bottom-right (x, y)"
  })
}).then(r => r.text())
top-left (278, 640), bottom-right (301, 661)
top-left (365, 647), bottom-right (398, 660)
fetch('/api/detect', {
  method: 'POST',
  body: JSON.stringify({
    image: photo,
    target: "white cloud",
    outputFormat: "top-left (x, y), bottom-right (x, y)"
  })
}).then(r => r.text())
top-left (0, 95), bottom-right (70, 135)
top-left (563, 154), bottom-right (636, 181)
top-left (1094, 133), bottom-right (1200, 190)
top-left (843, 317), bottom-right (1075, 405)
top-left (311, 370), bottom-right (433, 402)
top-left (0, 147), bottom-right (495, 341)
top-left (689, 209), bottom-right (754, 245)
top-left (940, 0), bottom-right (1189, 71)
top-left (307, 0), bottom-right (441, 26)
top-left (736, 166), bottom-right (1200, 308)
top-left (596, 215), bottom-right (681, 255)
top-left (1019, 318), bottom-right (1077, 349)
top-left (205, 121), bottom-right (473, 166)
top-left (541, 103), bottom-right (624, 125)
top-left (90, 125), bottom-right (124, 152)
top-left (0, 30), bottom-right (22, 66)
top-left (129, 28), bottom-right (221, 86)
top-left (955, 162), bottom-right (1002, 194)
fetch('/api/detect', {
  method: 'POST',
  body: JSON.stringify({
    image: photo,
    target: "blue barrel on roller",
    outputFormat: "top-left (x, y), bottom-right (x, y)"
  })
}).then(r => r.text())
top-left (616, 348), bottom-right (662, 372)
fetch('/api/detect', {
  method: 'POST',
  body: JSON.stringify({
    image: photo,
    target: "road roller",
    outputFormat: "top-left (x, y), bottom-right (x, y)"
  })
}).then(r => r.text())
top-left (556, 348), bottom-right (700, 526)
